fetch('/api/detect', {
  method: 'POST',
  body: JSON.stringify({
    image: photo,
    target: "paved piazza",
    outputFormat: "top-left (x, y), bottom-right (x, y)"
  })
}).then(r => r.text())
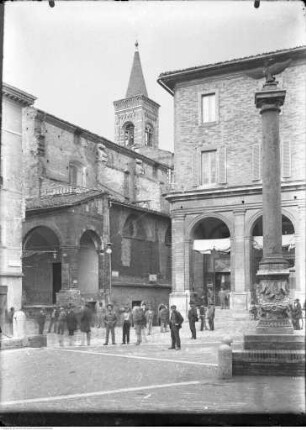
top-left (0, 342), bottom-right (304, 416)
top-left (1, 316), bottom-right (305, 425)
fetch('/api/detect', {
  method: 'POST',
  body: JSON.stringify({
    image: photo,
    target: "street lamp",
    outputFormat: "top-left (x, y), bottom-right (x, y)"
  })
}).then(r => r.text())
top-left (100, 243), bottom-right (112, 302)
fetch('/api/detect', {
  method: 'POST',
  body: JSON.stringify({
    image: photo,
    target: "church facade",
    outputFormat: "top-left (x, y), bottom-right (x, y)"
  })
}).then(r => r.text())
top-left (2, 44), bottom-right (173, 313)
top-left (158, 46), bottom-right (306, 317)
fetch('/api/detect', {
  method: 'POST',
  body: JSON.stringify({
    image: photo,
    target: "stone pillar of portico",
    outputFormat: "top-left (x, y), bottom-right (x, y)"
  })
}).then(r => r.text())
top-left (295, 204), bottom-right (306, 303)
top-left (169, 214), bottom-right (190, 320)
top-left (255, 79), bottom-right (293, 334)
top-left (232, 209), bottom-right (248, 310)
top-left (56, 245), bottom-right (82, 306)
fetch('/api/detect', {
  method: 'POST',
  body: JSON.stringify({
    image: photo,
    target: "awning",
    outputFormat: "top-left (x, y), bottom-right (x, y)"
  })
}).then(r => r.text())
top-left (193, 238), bottom-right (231, 254)
top-left (253, 235), bottom-right (295, 250)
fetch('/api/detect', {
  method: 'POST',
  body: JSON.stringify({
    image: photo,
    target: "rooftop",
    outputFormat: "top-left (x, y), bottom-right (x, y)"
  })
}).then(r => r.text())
top-left (158, 45), bottom-right (306, 95)
top-left (26, 189), bottom-right (106, 212)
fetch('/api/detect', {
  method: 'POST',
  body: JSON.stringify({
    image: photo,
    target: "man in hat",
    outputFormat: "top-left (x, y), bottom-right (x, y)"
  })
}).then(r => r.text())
top-left (121, 305), bottom-right (132, 345)
top-left (169, 305), bottom-right (184, 350)
top-left (188, 303), bottom-right (198, 339)
top-left (104, 304), bottom-right (117, 345)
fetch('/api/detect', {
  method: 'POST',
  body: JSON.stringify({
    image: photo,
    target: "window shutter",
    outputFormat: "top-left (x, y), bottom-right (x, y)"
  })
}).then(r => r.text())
top-left (281, 141), bottom-right (291, 178)
top-left (218, 146), bottom-right (227, 184)
top-left (252, 144), bottom-right (261, 181)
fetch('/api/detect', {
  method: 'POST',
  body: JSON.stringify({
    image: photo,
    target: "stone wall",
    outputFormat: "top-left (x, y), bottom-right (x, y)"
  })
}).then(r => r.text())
top-left (23, 108), bottom-right (170, 213)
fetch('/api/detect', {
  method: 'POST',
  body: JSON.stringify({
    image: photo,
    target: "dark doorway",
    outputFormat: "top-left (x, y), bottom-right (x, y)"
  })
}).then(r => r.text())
top-left (132, 300), bottom-right (141, 309)
top-left (52, 263), bottom-right (62, 304)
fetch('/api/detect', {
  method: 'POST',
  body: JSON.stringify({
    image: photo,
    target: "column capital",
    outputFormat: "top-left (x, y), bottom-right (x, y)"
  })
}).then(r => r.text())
top-left (255, 86), bottom-right (286, 112)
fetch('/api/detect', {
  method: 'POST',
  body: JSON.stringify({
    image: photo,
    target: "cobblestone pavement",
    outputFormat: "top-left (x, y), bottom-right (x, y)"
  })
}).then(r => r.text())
top-left (1, 310), bottom-right (305, 421)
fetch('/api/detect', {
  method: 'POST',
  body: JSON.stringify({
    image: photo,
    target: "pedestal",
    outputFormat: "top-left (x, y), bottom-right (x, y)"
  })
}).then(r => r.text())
top-left (231, 292), bottom-right (248, 311)
top-left (255, 258), bottom-right (293, 334)
top-left (56, 289), bottom-right (82, 307)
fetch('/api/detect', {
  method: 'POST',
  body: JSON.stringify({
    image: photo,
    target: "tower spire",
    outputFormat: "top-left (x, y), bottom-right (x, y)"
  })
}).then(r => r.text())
top-left (126, 41), bottom-right (148, 98)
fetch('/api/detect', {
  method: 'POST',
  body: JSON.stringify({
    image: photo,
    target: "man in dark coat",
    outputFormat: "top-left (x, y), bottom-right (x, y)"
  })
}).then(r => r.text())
top-left (37, 308), bottom-right (47, 335)
top-left (169, 305), bottom-right (184, 350)
top-left (66, 306), bottom-right (78, 346)
top-left (104, 304), bottom-right (117, 345)
top-left (188, 303), bottom-right (198, 339)
top-left (80, 303), bottom-right (92, 346)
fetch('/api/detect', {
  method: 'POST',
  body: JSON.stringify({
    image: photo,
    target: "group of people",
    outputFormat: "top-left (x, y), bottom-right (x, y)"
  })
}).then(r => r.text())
top-left (188, 303), bottom-right (215, 340)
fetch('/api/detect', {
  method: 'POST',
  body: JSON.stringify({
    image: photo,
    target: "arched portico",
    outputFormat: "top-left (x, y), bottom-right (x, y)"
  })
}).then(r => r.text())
top-left (22, 226), bottom-right (61, 305)
top-left (190, 216), bottom-right (231, 306)
top-left (77, 230), bottom-right (101, 299)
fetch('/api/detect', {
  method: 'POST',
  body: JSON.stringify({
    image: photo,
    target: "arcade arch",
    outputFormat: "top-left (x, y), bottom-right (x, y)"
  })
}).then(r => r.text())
top-left (22, 226), bottom-right (60, 305)
top-left (190, 217), bottom-right (231, 306)
top-left (250, 215), bottom-right (295, 300)
top-left (77, 230), bottom-right (100, 298)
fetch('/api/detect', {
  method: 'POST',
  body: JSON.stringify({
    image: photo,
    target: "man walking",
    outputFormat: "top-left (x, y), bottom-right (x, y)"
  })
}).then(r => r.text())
top-left (188, 303), bottom-right (198, 339)
top-left (48, 306), bottom-right (59, 333)
top-left (169, 305), bottom-right (184, 350)
top-left (218, 288), bottom-right (226, 309)
top-left (199, 304), bottom-right (208, 331)
top-left (104, 304), bottom-right (117, 345)
top-left (145, 305), bottom-right (154, 336)
top-left (66, 305), bottom-right (78, 346)
top-left (80, 303), bottom-right (92, 346)
top-left (159, 305), bottom-right (169, 333)
top-left (133, 305), bottom-right (146, 345)
top-left (207, 303), bottom-right (215, 331)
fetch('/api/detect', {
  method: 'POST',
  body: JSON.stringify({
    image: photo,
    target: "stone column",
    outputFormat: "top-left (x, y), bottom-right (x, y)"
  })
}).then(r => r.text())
top-left (169, 214), bottom-right (190, 319)
top-left (232, 209), bottom-right (248, 310)
top-left (255, 79), bottom-right (293, 334)
top-left (295, 203), bottom-right (306, 302)
top-left (56, 246), bottom-right (82, 306)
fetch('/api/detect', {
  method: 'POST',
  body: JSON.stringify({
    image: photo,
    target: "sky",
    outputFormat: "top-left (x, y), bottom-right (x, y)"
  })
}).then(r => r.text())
top-left (3, 1), bottom-right (306, 152)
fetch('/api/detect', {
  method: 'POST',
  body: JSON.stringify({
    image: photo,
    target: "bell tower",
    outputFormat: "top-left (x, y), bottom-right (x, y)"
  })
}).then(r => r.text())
top-left (114, 42), bottom-right (160, 150)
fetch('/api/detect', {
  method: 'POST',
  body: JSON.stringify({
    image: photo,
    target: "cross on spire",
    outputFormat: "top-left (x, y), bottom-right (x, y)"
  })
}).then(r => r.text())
top-left (126, 41), bottom-right (148, 98)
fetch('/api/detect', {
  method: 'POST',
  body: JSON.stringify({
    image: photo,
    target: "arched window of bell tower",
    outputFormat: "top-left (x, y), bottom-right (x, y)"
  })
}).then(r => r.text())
top-left (145, 123), bottom-right (153, 147)
top-left (123, 122), bottom-right (135, 147)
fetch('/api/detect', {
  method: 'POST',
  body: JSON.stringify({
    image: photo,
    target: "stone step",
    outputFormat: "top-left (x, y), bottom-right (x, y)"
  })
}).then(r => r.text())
top-left (232, 349), bottom-right (305, 376)
top-left (244, 333), bottom-right (305, 350)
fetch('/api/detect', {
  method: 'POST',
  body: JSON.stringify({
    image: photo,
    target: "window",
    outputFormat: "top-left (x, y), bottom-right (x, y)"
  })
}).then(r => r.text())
top-left (201, 150), bottom-right (217, 185)
top-left (69, 162), bottom-right (85, 187)
top-left (201, 93), bottom-right (216, 123)
top-left (124, 122), bottom-right (134, 146)
top-left (145, 124), bottom-right (153, 147)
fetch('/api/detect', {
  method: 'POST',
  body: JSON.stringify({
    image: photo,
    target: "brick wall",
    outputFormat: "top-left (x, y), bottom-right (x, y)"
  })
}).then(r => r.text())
top-left (173, 60), bottom-right (306, 190)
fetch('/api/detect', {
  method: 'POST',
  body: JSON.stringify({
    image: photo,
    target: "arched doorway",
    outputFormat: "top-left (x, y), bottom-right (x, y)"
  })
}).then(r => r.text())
top-left (191, 217), bottom-right (231, 306)
top-left (23, 226), bottom-right (60, 305)
top-left (251, 214), bottom-right (295, 301)
top-left (77, 231), bottom-right (100, 299)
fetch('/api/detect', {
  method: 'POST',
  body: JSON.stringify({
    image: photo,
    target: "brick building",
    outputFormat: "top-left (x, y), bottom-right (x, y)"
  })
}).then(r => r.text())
top-left (158, 46), bottom-right (306, 317)
top-left (4, 44), bottom-right (173, 312)
top-left (0, 85), bottom-right (36, 321)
